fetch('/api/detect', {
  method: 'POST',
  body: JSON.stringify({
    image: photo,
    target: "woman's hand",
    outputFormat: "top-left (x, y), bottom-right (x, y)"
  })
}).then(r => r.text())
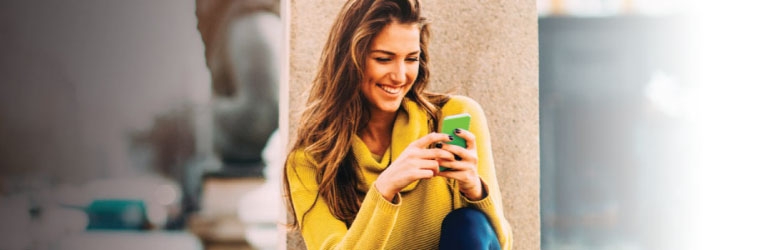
top-left (435, 128), bottom-right (484, 201)
top-left (375, 133), bottom-right (454, 201)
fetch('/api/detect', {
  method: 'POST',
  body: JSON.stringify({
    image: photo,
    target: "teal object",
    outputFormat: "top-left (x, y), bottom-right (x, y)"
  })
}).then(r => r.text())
top-left (86, 199), bottom-right (148, 230)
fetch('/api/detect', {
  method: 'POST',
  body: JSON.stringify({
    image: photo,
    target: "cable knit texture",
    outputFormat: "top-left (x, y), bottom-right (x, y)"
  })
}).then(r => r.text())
top-left (286, 95), bottom-right (513, 250)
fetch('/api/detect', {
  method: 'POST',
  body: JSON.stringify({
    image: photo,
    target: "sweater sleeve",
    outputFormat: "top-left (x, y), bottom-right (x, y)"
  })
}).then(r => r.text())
top-left (286, 150), bottom-right (402, 250)
top-left (449, 96), bottom-right (515, 250)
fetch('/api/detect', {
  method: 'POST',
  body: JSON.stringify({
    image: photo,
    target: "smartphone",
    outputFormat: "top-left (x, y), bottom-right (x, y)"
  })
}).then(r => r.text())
top-left (439, 113), bottom-right (471, 171)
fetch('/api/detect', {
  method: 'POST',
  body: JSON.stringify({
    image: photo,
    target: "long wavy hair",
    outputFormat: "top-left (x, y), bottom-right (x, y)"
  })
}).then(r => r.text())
top-left (283, 0), bottom-right (449, 229)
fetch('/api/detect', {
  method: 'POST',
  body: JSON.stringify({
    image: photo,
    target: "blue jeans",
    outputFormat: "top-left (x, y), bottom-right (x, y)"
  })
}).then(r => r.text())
top-left (439, 207), bottom-right (501, 250)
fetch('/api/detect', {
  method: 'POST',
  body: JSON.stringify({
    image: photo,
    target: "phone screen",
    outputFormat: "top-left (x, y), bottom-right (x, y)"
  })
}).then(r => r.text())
top-left (439, 113), bottom-right (471, 171)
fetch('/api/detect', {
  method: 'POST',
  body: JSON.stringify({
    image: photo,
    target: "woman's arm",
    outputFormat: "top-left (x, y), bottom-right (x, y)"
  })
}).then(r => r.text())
top-left (440, 95), bottom-right (515, 250)
top-left (286, 150), bottom-right (401, 250)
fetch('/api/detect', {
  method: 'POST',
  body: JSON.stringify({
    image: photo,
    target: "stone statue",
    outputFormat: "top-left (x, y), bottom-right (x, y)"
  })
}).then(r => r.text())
top-left (196, 0), bottom-right (281, 176)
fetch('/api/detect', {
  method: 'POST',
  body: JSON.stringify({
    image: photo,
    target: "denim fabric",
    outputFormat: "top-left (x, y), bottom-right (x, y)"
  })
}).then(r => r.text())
top-left (439, 207), bottom-right (501, 250)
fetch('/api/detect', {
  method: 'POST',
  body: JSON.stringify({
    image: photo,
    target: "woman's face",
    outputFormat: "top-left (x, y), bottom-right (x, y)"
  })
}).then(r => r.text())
top-left (360, 22), bottom-right (421, 114)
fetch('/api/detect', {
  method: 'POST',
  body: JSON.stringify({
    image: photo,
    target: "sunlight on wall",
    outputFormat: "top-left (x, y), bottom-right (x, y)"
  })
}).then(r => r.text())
top-left (537, 0), bottom-right (688, 16)
top-left (685, 1), bottom-right (768, 249)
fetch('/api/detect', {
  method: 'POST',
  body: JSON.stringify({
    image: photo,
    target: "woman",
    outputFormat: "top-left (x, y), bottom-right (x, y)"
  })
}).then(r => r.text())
top-left (283, 0), bottom-right (513, 249)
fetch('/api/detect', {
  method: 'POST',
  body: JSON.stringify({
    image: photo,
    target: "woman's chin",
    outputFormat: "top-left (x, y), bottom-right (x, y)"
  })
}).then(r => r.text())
top-left (373, 101), bottom-right (402, 114)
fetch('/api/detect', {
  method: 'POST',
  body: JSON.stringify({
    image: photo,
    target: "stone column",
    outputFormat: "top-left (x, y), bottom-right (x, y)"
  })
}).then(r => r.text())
top-left (283, 0), bottom-right (539, 249)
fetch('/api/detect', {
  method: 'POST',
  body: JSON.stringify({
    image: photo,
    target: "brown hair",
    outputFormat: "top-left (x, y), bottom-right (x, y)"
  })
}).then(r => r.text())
top-left (283, 0), bottom-right (449, 228)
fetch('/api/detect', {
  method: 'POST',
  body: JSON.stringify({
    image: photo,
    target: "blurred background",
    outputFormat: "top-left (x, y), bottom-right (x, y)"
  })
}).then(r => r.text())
top-left (538, 0), bottom-right (767, 249)
top-left (1, 0), bottom-right (766, 250)
top-left (538, 0), bottom-right (692, 249)
top-left (1, 0), bottom-right (282, 249)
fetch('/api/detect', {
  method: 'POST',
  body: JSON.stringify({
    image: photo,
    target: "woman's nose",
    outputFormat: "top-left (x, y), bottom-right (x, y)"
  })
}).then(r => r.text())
top-left (390, 61), bottom-right (407, 83)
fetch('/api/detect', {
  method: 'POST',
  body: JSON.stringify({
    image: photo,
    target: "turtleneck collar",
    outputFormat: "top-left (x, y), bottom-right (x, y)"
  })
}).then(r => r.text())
top-left (351, 98), bottom-right (432, 193)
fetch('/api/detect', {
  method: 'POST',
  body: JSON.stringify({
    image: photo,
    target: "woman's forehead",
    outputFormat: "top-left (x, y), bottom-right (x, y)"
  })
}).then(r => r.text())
top-left (369, 22), bottom-right (421, 53)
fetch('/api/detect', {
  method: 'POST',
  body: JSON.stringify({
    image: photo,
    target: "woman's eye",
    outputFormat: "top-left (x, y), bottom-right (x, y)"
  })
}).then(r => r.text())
top-left (406, 57), bottom-right (419, 62)
top-left (374, 57), bottom-right (391, 62)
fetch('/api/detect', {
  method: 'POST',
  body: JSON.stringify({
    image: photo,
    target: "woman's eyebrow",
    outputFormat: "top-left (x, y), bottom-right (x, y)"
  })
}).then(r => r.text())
top-left (370, 49), bottom-right (420, 56)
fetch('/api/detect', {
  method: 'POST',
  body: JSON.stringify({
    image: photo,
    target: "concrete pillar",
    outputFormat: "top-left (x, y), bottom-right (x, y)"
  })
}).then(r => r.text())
top-left (283, 0), bottom-right (539, 249)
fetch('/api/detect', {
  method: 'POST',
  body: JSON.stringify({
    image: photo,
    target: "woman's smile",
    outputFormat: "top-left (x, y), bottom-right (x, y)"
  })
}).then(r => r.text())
top-left (377, 83), bottom-right (404, 95)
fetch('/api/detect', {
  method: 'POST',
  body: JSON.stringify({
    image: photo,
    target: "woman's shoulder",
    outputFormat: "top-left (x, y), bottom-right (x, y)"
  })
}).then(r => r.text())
top-left (286, 147), bottom-right (320, 168)
top-left (442, 95), bottom-right (486, 117)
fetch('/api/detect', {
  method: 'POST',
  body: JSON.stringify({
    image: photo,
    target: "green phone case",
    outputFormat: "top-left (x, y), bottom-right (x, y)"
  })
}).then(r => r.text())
top-left (439, 113), bottom-right (471, 171)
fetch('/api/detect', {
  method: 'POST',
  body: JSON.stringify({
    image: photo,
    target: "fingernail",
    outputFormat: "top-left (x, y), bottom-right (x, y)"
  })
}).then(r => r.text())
top-left (435, 142), bottom-right (443, 149)
top-left (454, 128), bottom-right (461, 134)
top-left (454, 155), bottom-right (462, 161)
top-left (448, 135), bottom-right (454, 141)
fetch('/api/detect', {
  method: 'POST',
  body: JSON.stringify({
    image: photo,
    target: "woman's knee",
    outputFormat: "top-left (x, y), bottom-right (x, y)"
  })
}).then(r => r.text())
top-left (440, 208), bottom-right (500, 250)
top-left (443, 208), bottom-right (491, 230)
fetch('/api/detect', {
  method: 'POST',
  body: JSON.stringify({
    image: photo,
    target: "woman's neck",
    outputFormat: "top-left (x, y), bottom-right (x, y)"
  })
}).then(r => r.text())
top-left (359, 109), bottom-right (397, 156)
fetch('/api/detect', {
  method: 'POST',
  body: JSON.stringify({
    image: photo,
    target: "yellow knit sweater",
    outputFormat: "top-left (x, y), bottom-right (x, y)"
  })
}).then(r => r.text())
top-left (286, 96), bottom-right (513, 250)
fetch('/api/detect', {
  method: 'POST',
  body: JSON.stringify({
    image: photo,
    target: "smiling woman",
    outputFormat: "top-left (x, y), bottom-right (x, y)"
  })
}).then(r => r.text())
top-left (282, 0), bottom-right (513, 249)
top-left (359, 22), bottom-right (422, 156)
top-left (360, 22), bottom-right (421, 115)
